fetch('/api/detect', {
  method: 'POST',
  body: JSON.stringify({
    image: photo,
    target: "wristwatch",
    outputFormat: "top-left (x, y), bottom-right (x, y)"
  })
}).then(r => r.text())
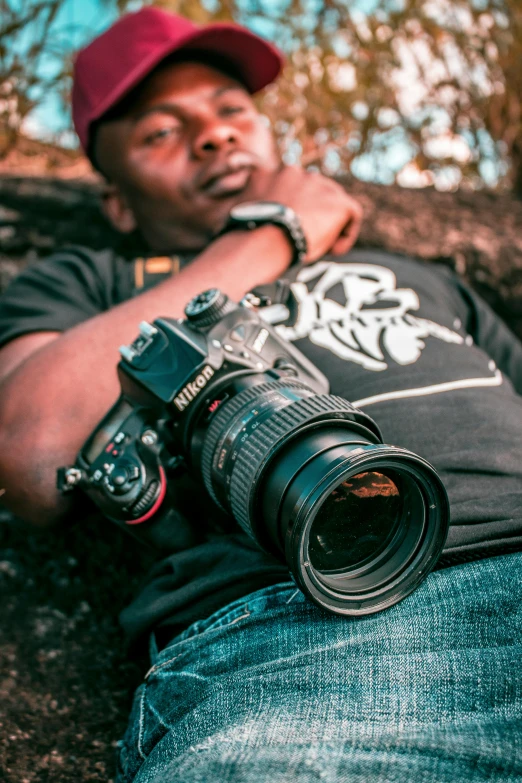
top-left (217, 201), bottom-right (308, 267)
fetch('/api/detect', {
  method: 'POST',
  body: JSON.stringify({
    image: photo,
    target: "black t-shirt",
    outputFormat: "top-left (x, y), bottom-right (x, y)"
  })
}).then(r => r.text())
top-left (1, 246), bottom-right (521, 644)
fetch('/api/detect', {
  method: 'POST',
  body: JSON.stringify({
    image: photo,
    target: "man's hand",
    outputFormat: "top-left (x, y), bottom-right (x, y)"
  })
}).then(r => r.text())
top-left (249, 165), bottom-right (363, 262)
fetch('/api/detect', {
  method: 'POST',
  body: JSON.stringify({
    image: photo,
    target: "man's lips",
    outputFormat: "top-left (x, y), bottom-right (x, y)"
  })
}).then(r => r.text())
top-left (199, 152), bottom-right (256, 196)
top-left (202, 167), bottom-right (251, 197)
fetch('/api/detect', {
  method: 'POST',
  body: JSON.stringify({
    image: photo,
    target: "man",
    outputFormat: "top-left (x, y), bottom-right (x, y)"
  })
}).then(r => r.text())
top-left (0, 8), bottom-right (521, 782)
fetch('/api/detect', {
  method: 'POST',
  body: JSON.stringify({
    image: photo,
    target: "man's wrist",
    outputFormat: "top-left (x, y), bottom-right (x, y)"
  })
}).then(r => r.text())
top-left (217, 201), bottom-right (307, 267)
top-left (210, 224), bottom-right (294, 275)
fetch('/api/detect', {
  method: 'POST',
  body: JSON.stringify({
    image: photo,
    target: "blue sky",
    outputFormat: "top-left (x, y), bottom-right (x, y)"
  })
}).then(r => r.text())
top-left (22, 0), bottom-right (121, 142)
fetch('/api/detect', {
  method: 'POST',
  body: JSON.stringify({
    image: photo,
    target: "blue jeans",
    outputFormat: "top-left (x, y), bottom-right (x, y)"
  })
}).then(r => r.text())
top-left (117, 553), bottom-right (522, 782)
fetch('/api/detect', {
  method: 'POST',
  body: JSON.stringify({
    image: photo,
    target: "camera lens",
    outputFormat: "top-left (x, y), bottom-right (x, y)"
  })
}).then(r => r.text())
top-left (200, 378), bottom-right (449, 617)
top-left (308, 471), bottom-right (402, 572)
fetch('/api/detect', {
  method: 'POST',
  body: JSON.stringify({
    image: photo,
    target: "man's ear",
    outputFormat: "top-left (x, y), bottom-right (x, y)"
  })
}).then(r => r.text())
top-left (101, 183), bottom-right (137, 233)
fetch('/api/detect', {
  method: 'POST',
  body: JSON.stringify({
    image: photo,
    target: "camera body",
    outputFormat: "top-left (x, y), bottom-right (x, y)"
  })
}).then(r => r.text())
top-left (61, 289), bottom-right (369, 525)
top-left (59, 289), bottom-right (449, 617)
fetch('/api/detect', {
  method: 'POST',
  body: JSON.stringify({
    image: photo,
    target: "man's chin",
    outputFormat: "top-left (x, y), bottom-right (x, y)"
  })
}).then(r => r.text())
top-left (204, 190), bottom-right (250, 234)
top-left (157, 183), bottom-right (257, 253)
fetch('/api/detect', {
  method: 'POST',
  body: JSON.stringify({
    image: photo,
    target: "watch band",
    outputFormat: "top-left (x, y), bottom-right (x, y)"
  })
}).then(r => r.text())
top-left (217, 202), bottom-right (308, 267)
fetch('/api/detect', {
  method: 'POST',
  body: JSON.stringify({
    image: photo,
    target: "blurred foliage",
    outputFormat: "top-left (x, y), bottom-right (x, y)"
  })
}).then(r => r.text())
top-left (1, 0), bottom-right (521, 194)
top-left (0, 1), bottom-right (63, 153)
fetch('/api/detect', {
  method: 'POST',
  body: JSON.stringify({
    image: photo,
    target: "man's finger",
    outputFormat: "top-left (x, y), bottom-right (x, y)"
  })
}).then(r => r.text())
top-left (331, 203), bottom-right (363, 256)
top-left (330, 233), bottom-right (355, 256)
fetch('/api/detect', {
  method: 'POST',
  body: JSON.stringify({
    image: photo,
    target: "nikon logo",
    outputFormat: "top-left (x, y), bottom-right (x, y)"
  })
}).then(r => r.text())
top-left (173, 365), bottom-right (215, 411)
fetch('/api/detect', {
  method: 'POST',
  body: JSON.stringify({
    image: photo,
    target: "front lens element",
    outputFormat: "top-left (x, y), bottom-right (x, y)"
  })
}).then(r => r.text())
top-left (308, 471), bottom-right (401, 572)
top-left (200, 377), bottom-right (449, 617)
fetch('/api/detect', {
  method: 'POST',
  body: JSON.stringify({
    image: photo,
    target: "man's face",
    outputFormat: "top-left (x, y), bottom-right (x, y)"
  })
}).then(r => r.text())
top-left (95, 59), bottom-right (281, 252)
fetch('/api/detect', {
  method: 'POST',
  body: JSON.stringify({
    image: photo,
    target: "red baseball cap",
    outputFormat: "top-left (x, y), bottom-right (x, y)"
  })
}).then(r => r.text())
top-left (72, 7), bottom-right (284, 153)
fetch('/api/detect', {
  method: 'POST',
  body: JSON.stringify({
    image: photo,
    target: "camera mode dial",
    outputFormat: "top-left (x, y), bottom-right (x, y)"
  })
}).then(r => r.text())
top-left (185, 289), bottom-right (235, 329)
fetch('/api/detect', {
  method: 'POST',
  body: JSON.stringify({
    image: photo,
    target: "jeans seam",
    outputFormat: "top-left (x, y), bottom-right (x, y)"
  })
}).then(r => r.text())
top-left (137, 686), bottom-right (147, 761)
top-left (145, 652), bottom-right (184, 681)
top-left (286, 589), bottom-right (300, 605)
top-left (227, 611), bottom-right (251, 626)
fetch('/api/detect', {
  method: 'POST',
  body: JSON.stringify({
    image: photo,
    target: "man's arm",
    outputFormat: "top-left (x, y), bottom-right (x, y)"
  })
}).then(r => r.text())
top-left (0, 332), bottom-right (61, 380)
top-left (0, 228), bottom-right (293, 526)
top-left (0, 166), bottom-right (362, 526)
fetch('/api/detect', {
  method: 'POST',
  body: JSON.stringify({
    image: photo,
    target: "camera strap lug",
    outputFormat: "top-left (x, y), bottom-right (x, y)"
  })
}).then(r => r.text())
top-left (57, 466), bottom-right (84, 493)
top-left (242, 279), bottom-right (292, 324)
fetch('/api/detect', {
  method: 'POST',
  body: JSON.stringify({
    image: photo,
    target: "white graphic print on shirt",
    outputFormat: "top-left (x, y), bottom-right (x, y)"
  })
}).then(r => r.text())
top-left (276, 262), bottom-right (464, 372)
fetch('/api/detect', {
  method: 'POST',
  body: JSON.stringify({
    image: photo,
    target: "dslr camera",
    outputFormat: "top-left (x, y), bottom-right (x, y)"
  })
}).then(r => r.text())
top-left (59, 288), bottom-right (449, 616)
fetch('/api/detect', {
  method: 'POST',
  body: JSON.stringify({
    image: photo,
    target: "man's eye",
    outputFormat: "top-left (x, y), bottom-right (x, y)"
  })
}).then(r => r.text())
top-left (144, 126), bottom-right (180, 144)
top-left (220, 105), bottom-right (246, 117)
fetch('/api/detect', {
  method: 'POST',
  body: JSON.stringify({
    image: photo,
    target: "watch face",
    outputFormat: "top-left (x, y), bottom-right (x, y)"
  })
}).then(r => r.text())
top-left (231, 201), bottom-right (285, 221)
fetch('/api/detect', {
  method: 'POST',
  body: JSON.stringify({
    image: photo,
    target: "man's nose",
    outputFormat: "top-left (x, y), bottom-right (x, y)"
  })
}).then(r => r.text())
top-left (192, 120), bottom-right (239, 157)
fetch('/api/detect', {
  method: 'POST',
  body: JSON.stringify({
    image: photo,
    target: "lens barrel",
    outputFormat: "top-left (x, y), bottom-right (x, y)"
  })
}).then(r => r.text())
top-left (200, 379), bottom-right (449, 617)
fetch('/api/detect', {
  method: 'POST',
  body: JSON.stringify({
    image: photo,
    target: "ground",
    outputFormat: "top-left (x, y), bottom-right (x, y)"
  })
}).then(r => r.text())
top-left (0, 507), bottom-right (154, 782)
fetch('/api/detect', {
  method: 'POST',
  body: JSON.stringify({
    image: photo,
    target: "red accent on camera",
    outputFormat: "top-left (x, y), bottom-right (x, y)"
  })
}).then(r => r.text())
top-left (125, 466), bottom-right (167, 525)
